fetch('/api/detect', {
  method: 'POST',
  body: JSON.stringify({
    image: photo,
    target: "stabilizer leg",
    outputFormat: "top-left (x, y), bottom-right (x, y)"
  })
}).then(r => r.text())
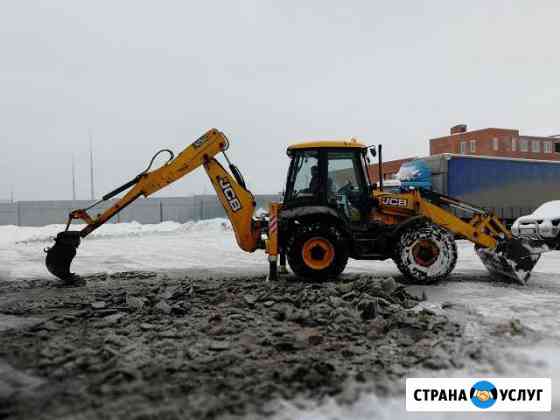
top-left (267, 256), bottom-right (278, 282)
top-left (279, 251), bottom-right (288, 275)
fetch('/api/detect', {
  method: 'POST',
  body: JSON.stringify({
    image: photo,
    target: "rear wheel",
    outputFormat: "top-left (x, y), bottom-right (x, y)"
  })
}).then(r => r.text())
top-left (394, 221), bottom-right (457, 284)
top-left (287, 222), bottom-right (348, 279)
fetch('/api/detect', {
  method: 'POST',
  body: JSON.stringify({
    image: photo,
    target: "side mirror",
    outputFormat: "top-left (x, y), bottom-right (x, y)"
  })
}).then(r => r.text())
top-left (369, 146), bottom-right (377, 158)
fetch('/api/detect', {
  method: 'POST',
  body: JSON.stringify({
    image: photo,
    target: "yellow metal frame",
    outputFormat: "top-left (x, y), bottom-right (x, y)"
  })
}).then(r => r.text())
top-left (52, 128), bottom-right (522, 282)
top-left (75, 129), bottom-right (229, 235)
top-left (373, 189), bottom-right (509, 250)
top-left (59, 127), bottom-right (288, 280)
top-left (288, 138), bottom-right (367, 150)
top-left (68, 129), bottom-right (264, 255)
top-left (266, 202), bottom-right (280, 258)
top-left (204, 158), bottom-right (260, 252)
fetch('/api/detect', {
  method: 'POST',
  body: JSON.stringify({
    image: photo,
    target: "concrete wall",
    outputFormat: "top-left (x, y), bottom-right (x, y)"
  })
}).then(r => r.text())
top-left (0, 194), bottom-right (281, 227)
top-left (0, 203), bottom-right (18, 225)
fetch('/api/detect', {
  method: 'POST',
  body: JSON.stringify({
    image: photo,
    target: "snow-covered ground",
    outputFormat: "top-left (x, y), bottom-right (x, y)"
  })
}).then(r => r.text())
top-left (1, 219), bottom-right (559, 418)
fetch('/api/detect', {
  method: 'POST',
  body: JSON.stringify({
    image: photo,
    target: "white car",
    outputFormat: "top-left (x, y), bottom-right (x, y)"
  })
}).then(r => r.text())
top-left (512, 201), bottom-right (560, 241)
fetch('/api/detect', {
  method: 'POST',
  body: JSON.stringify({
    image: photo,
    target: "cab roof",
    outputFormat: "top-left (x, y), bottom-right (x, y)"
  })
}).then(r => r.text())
top-left (287, 138), bottom-right (367, 151)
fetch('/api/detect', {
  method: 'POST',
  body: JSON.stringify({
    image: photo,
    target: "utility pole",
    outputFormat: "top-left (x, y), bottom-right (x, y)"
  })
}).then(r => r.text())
top-left (10, 185), bottom-right (14, 204)
top-left (72, 154), bottom-right (76, 201)
top-left (89, 129), bottom-right (95, 200)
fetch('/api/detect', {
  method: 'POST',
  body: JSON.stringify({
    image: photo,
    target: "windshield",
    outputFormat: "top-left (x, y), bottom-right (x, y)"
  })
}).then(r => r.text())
top-left (327, 150), bottom-right (365, 196)
top-left (286, 150), bottom-right (320, 201)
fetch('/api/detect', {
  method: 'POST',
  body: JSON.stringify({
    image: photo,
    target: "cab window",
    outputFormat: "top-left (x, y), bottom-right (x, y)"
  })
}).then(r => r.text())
top-left (327, 151), bottom-right (364, 194)
top-left (327, 150), bottom-right (366, 220)
top-left (286, 150), bottom-right (320, 201)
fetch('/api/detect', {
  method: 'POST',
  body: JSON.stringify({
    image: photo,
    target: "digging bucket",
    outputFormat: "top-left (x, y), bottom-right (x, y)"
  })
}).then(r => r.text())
top-left (45, 231), bottom-right (81, 281)
top-left (476, 239), bottom-right (542, 285)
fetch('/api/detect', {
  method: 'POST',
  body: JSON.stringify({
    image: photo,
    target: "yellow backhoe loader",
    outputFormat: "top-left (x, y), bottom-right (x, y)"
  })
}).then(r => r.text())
top-left (45, 129), bottom-right (547, 285)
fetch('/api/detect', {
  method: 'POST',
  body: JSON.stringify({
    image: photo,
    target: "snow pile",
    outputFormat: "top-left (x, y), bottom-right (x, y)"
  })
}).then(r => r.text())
top-left (0, 218), bottom-right (247, 281)
top-left (531, 200), bottom-right (560, 219)
top-left (0, 224), bottom-right (65, 246)
top-left (1, 219), bottom-right (233, 245)
top-left (275, 392), bottom-right (554, 420)
top-left (181, 218), bottom-right (232, 233)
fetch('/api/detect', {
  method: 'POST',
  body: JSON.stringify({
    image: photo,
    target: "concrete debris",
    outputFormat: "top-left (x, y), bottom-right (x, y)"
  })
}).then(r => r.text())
top-left (495, 318), bottom-right (525, 336)
top-left (0, 272), bottom-right (476, 419)
top-left (154, 300), bottom-right (172, 314)
top-left (0, 315), bottom-right (45, 333)
top-left (98, 313), bottom-right (126, 326)
top-left (0, 361), bottom-right (44, 402)
top-left (91, 301), bottom-right (107, 310)
top-left (126, 295), bottom-right (145, 311)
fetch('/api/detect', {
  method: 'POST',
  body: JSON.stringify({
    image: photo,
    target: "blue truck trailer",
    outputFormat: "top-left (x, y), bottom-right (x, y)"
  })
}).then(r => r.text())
top-left (413, 154), bottom-right (560, 223)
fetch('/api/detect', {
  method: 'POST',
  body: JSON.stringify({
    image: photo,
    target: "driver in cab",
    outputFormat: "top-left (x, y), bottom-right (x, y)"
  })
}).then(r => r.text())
top-left (309, 165), bottom-right (337, 197)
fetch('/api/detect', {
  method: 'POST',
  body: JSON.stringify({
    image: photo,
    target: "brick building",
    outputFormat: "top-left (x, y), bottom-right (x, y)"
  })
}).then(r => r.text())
top-left (430, 124), bottom-right (560, 161)
top-left (369, 125), bottom-right (560, 183)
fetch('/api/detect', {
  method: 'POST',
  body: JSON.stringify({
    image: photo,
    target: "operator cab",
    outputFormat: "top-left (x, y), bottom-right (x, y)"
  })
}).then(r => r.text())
top-left (284, 139), bottom-right (373, 224)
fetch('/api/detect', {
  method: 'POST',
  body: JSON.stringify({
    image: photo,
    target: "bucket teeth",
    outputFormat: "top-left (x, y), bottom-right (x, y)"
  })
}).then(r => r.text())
top-left (476, 239), bottom-right (541, 285)
top-left (45, 231), bottom-right (81, 281)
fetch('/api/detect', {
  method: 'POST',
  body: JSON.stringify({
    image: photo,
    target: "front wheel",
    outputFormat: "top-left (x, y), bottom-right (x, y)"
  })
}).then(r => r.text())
top-left (394, 221), bottom-right (457, 284)
top-left (287, 222), bottom-right (349, 279)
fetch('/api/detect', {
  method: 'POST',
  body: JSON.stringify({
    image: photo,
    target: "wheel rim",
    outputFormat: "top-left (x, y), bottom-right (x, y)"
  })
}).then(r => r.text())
top-left (411, 239), bottom-right (440, 267)
top-left (302, 237), bottom-right (335, 270)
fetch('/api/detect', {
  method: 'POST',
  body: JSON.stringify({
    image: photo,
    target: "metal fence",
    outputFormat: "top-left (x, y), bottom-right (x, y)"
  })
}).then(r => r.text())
top-left (0, 195), bottom-right (281, 227)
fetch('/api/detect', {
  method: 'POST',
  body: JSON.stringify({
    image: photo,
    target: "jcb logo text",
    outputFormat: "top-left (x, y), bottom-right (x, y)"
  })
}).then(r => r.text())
top-left (219, 178), bottom-right (242, 212)
top-left (382, 197), bottom-right (408, 207)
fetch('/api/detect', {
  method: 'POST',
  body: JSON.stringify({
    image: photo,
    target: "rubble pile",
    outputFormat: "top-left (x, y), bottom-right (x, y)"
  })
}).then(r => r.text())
top-left (0, 272), bottom-right (475, 419)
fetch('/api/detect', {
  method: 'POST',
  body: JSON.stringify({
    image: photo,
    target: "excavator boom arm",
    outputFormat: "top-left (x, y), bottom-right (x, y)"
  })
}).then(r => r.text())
top-left (79, 129), bottom-right (229, 236)
top-left (46, 129), bottom-right (261, 281)
top-left (203, 157), bottom-right (259, 252)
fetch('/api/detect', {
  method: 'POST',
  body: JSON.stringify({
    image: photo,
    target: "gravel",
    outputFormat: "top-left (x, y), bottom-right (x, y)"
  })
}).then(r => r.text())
top-left (0, 271), bottom-right (478, 419)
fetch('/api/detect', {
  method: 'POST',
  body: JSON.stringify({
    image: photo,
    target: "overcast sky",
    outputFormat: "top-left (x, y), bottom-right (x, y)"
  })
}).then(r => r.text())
top-left (1, 1), bottom-right (559, 201)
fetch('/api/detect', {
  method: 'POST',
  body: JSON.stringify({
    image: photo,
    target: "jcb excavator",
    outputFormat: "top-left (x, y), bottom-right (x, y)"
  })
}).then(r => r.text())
top-left (45, 129), bottom-right (547, 285)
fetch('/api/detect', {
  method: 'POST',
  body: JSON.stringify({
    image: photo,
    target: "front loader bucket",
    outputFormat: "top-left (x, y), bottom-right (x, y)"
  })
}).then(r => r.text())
top-left (476, 239), bottom-right (541, 285)
top-left (45, 231), bottom-right (81, 281)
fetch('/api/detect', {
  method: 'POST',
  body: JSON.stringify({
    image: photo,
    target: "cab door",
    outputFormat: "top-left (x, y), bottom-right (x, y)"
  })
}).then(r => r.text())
top-left (284, 150), bottom-right (323, 207)
top-left (325, 149), bottom-right (370, 223)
